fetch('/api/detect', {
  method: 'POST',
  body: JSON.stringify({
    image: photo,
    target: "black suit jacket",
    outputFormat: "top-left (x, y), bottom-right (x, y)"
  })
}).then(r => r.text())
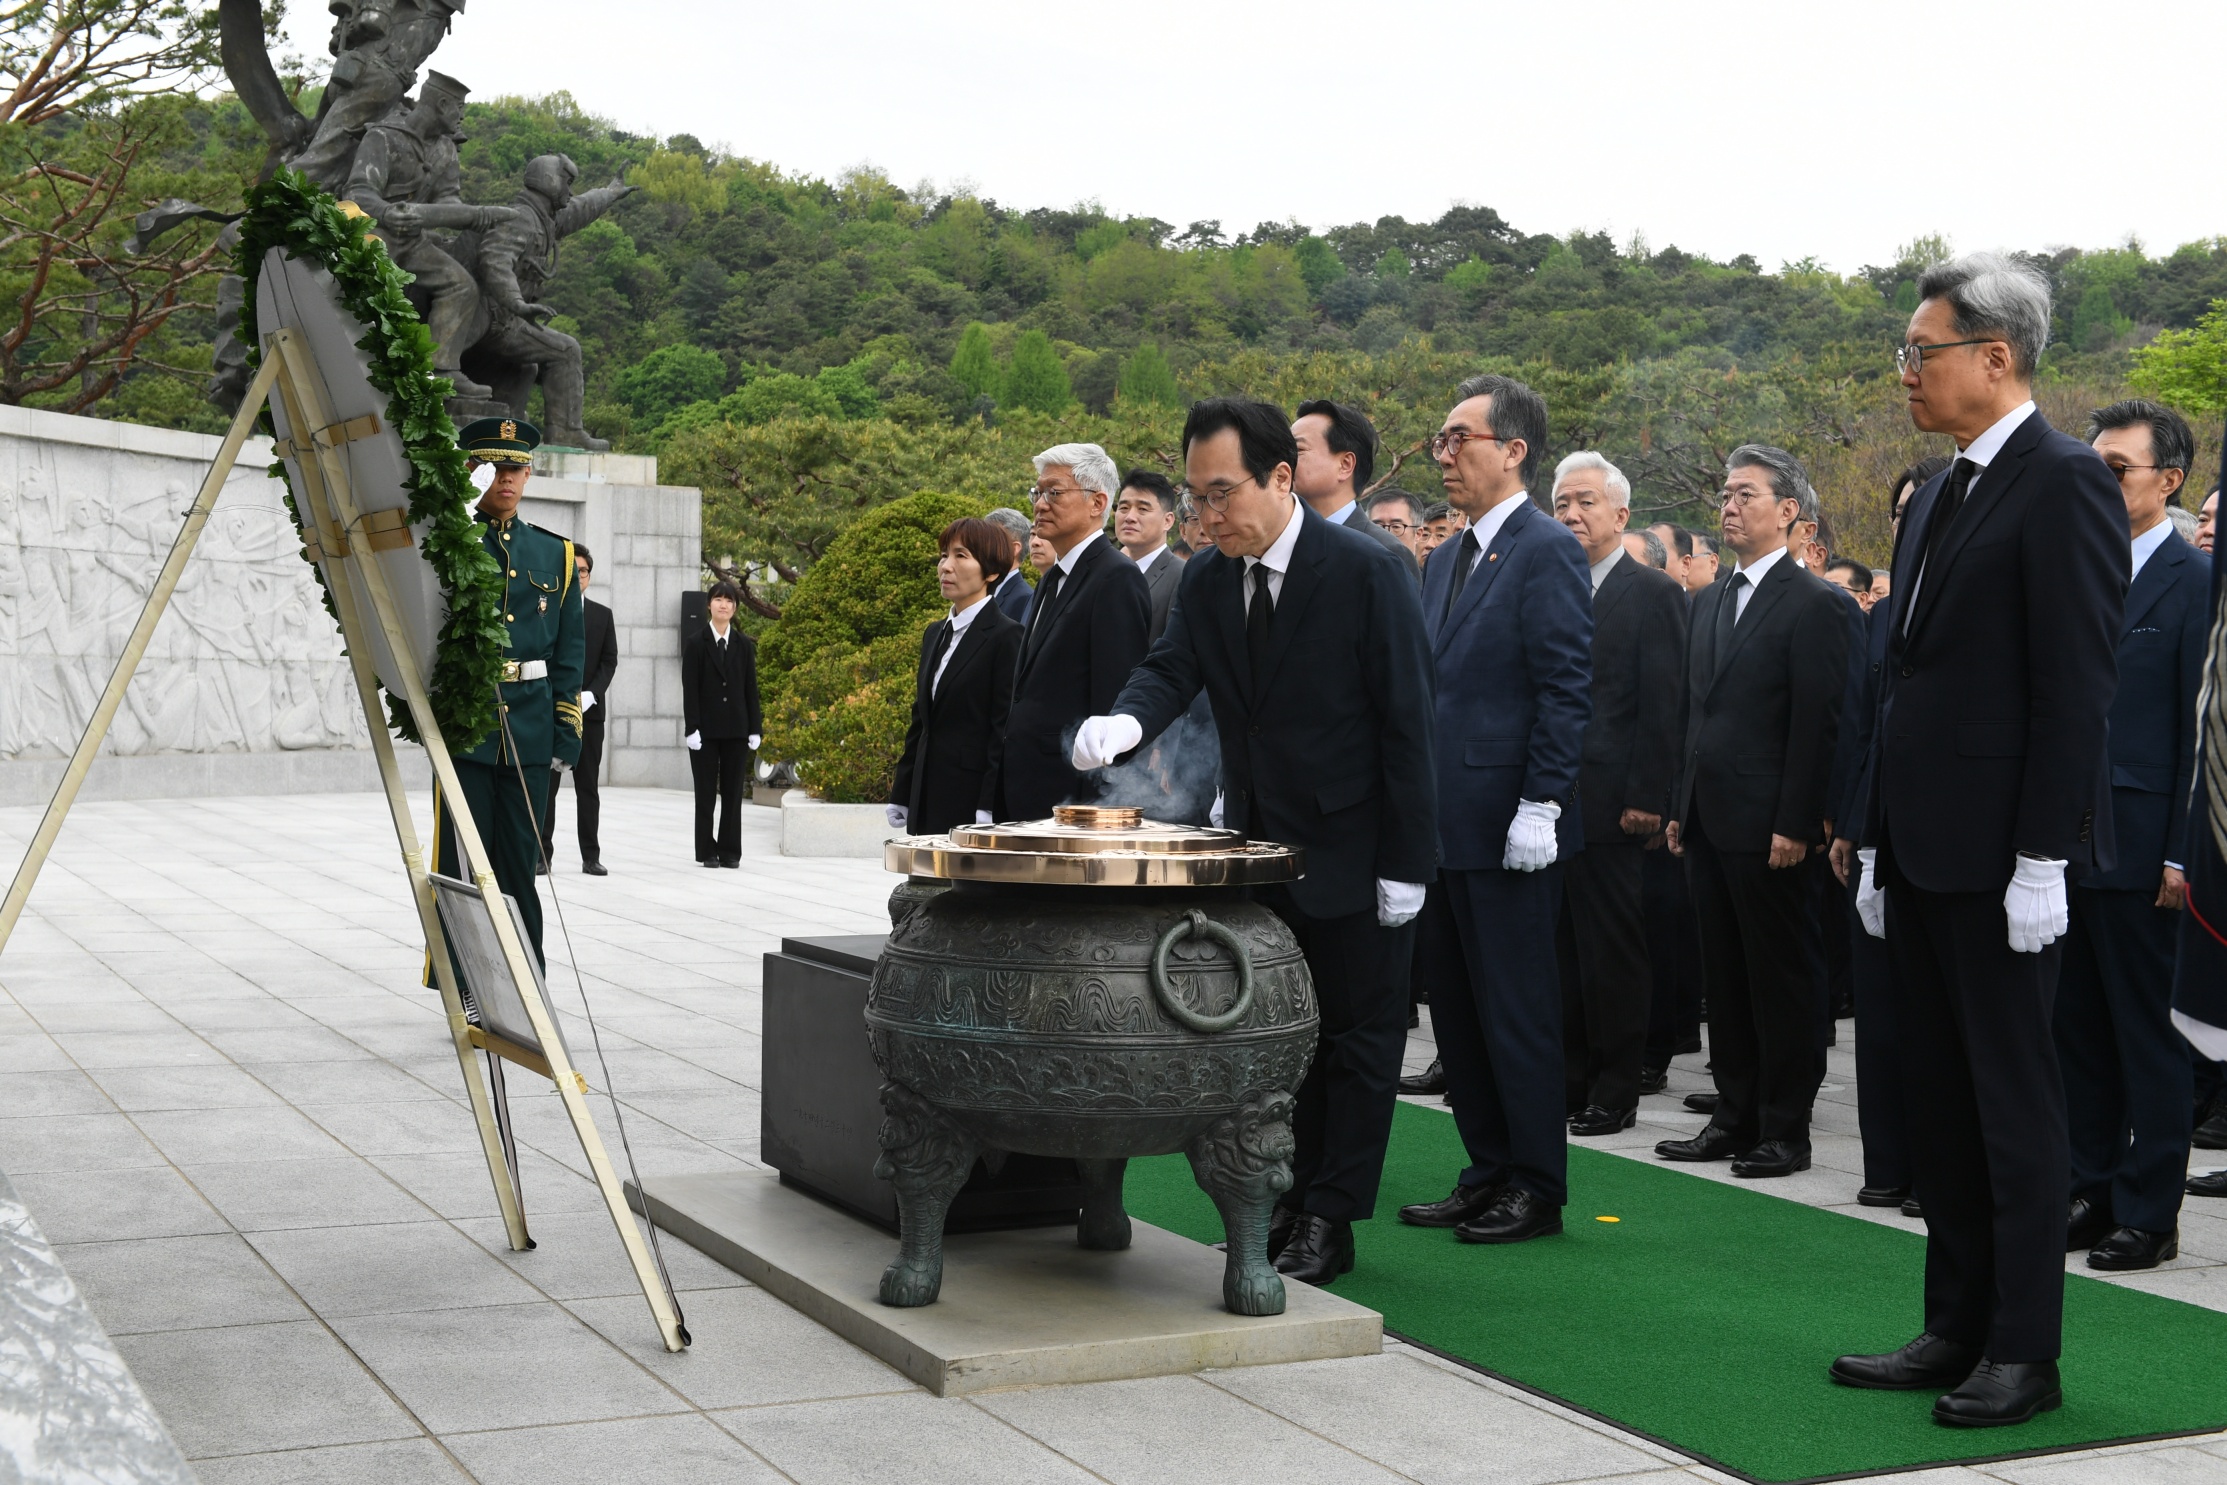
top-left (681, 626), bottom-right (762, 740)
top-left (582, 597), bottom-right (616, 733)
top-left (1334, 504), bottom-right (1421, 581)
top-left (1818, 586), bottom-right (1869, 831)
top-left (891, 602), bottom-right (1022, 836)
top-left (1581, 553), bottom-right (1687, 841)
top-left (993, 569), bottom-right (1033, 623)
top-left (1137, 546), bottom-right (1182, 644)
top-left (1115, 505), bottom-right (1438, 918)
top-left (997, 535), bottom-right (1152, 820)
top-left (1674, 552), bottom-right (1850, 853)
top-left (1859, 409), bottom-right (2126, 891)
top-left (1835, 598), bottom-right (1895, 846)
top-left (2088, 530), bottom-right (2209, 889)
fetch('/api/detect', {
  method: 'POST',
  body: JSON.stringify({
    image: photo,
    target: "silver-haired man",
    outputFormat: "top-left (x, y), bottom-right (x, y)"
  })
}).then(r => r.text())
top-left (991, 442), bottom-right (1152, 820)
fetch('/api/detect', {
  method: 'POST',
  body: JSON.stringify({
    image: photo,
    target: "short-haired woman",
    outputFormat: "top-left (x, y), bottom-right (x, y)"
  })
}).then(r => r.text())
top-left (888, 517), bottom-right (1022, 836)
top-left (682, 580), bottom-right (761, 866)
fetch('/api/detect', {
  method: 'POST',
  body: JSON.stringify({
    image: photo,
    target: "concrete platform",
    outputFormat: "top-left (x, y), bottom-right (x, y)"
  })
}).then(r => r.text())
top-left (632, 1169), bottom-right (1382, 1396)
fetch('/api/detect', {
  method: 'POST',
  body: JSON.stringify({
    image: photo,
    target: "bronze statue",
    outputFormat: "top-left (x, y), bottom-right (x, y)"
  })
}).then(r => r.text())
top-left (292, 0), bottom-right (465, 191)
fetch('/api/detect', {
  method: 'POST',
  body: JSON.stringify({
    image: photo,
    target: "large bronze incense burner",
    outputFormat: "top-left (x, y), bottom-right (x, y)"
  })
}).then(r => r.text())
top-left (870, 808), bottom-right (1317, 1315)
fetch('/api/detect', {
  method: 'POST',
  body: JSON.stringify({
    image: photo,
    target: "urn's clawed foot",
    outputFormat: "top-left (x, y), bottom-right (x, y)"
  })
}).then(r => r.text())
top-left (1185, 1091), bottom-right (1299, 1317)
top-left (1224, 1256), bottom-right (1288, 1316)
top-left (872, 1081), bottom-right (978, 1309)
top-left (879, 1254), bottom-right (943, 1307)
top-left (1075, 1158), bottom-right (1133, 1251)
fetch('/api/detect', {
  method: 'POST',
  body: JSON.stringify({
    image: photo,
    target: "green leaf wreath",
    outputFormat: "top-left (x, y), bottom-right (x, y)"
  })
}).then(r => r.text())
top-left (235, 167), bottom-right (506, 751)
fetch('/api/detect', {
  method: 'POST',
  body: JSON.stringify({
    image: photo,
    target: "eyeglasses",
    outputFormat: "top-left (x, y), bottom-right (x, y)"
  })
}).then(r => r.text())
top-left (1894, 338), bottom-right (2002, 377)
top-left (1190, 471), bottom-right (1260, 512)
top-left (1028, 484), bottom-right (1086, 505)
top-left (1372, 519), bottom-right (1418, 534)
top-left (1429, 428), bottom-right (1504, 461)
top-left (2101, 462), bottom-right (2162, 484)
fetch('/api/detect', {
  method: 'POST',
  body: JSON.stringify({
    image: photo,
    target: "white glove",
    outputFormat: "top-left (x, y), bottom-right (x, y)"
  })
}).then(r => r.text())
top-left (1209, 792), bottom-right (1225, 828)
top-left (885, 804), bottom-right (908, 831)
top-left (551, 759), bottom-right (571, 775)
top-left (974, 810), bottom-right (994, 824)
top-left (469, 462), bottom-right (496, 494)
top-left (685, 730), bottom-right (701, 751)
top-left (1377, 880), bottom-right (1426, 927)
top-left (1504, 799), bottom-right (1560, 872)
top-left (747, 733), bottom-right (761, 751)
top-left (2005, 855), bottom-right (2069, 953)
top-left (1855, 847), bottom-right (1885, 939)
top-left (1071, 714), bottom-right (1144, 771)
top-left (581, 689), bottom-right (596, 712)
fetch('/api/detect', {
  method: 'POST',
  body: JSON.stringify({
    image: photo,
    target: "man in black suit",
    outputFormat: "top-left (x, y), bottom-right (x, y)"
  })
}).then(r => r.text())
top-left (1114, 470), bottom-right (1183, 644)
top-left (1656, 445), bottom-right (1848, 1179)
top-left (1833, 254), bottom-right (2126, 1427)
top-left (1075, 397), bottom-right (1437, 1286)
top-left (2050, 400), bottom-right (2212, 1271)
top-left (995, 445), bottom-right (1152, 821)
top-left (984, 507), bottom-right (1036, 622)
top-left (1395, 374), bottom-right (1593, 1248)
top-left (1293, 401), bottom-right (1420, 579)
top-left (541, 544), bottom-right (617, 874)
top-left (1550, 452), bottom-right (1686, 1133)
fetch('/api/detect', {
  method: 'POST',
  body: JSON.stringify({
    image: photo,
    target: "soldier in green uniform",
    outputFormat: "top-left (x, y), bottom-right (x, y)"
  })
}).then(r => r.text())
top-left (431, 416), bottom-right (585, 970)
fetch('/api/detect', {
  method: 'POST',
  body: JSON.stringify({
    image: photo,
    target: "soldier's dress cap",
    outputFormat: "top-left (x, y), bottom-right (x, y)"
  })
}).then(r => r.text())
top-left (458, 416), bottom-right (540, 466)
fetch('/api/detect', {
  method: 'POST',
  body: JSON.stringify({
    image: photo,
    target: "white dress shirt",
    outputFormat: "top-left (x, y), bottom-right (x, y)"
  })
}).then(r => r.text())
top-left (932, 594), bottom-right (988, 698)
top-left (1904, 399), bottom-right (2036, 625)
top-left (1053, 528), bottom-right (1103, 575)
top-left (1729, 543), bottom-right (1789, 622)
top-left (1455, 490), bottom-right (1527, 569)
top-left (1323, 499), bottom-right (1359, 526)
top-left (1241, 495), bottom-right (1306, 605)
top-left (1132, 543), bottom-right (1168, 575)
top-left (2130, 516), bottom-right (2172, 581)
top-left (1588, 548), bottom-right (1621, 593)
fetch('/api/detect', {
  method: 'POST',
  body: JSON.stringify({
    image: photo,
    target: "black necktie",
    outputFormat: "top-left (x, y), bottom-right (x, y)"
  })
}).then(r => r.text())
top-left (1247, 564), bottom-right (1274, 691)
top-left (1923, 457), bottom-right (1978, 577)
top-left (1441, 534), bottom-right (1481, 623)
top-left (1028, 566), bottom-right (1065, 650)
top-left (926, 622), bottom-right (953, 695)
top-left (1713, 571), bottom-right (1749, 678)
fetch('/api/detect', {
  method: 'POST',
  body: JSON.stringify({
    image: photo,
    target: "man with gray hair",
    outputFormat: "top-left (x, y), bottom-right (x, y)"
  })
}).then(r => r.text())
top-left (1551, 451), bottom-right (1688, 1132)
top-left (1833, 253), bottom-right (2124, 1425)
top-left (1658, 444), bottom-right (1848, 1183)
top-left (991, 443), bottom-right (1151, 820)
top-left (983, 507), bottom-right (1036, 621)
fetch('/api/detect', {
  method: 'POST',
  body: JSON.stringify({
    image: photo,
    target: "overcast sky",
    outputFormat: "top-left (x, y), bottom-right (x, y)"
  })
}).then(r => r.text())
top-left (303, 0), bottom-right (2226, 272)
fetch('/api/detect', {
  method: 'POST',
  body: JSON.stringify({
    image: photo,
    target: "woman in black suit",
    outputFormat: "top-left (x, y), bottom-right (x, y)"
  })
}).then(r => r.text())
top-left (888, 517), bottom-right (1022, 836)
top-left (682, 580), bottom-right (762, 866)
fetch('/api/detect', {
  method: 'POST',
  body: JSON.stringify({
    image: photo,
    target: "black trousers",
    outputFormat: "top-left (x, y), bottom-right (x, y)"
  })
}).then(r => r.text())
top-left (1643, 843), bottom-right (1704, 1065)
top-left (1559, 839), bottom-right (1650, 1113)
top-left (540, 719), bottom-right (605, 865)
top-left (1848, 868), bottom-right (1911, 1191)
top-left (2055, 885), bottom-right (2191, 1234)
top-left (1433, 865), bottom-right (1567, 1205)
top-left (1686, 811), bottom-right (1819, 1146)
top-left (1262, 885), bottom-right (1408, 1225)
top-left (690, 738), bottom-right (750, 862)
top-left (1883, 855), bottom-right (2067, 1363)
top-left (431, 758), bottom-right (548, 974)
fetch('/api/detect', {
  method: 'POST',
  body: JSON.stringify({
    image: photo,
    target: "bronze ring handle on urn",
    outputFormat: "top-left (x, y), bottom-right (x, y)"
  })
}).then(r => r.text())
top-left (1149, 910), bottom-right (1255, 1033)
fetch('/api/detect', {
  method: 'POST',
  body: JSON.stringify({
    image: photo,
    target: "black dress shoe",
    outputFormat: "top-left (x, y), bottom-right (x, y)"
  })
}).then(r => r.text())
top-left (1655, 1125), bottom-right (1747, 1162)
top-left (2087, 1225), bottom-right (2177, 1271)
top-left (1273, 1213), bottom-right (1353, 1283)
top-left (2195, 1104), bottom-right (2227, 1150)
top-left (2188, 1170), bottom-right (2227, 1198)
top-left (535, 862), bottom-right (548, 875)
top-left (1684, 1091), bottom-right (1720, 1115)
top-left (1398, 1182), bottom-right (1501, 1228)
top-left (720, 857), bottom-right (740, 868)
top-left (1398, 1058), bottom-right (1445, 1096)
top-left (1568, 1105), bottom-right (1637, 1137)
top-left (700, 857), bottom-right (720, 868)
top-left (1456, 1188), bottom-right (1563, 1244)
top-left (2067, 1194), bottom-right (2115, 1251)
top-left (1932, 1359), bottom-right (2061, 1427)
top-left (1829, 1331), bottom-right (1982, 1390)
top-left (1857, 1184), bottom-right (1911, 1208)
top-left (583, 860), bottom-right (608, 876)
top-left (1266, 1203), bottom-right (1300, 1261)
top-left (1901, 1197), bottom-right (1925, 1219)
top-left (1732, 1139), bottom-right (1811, 1179)
top-left (1637, 1066), bottom-right (1668, 1096)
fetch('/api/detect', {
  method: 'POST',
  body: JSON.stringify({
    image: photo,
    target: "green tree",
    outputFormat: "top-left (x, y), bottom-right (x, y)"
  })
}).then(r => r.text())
top-left (732, 372), bottom-right (842, 424)
top-left (949, 321), bottom-right (1000, 400)
top-left (2131, 298), bottom-right (2227, 412)
top-left (615, 343), bottom-right (725, 423)
top-left (1004, 329), bottom-right (1071, 413)
top-left (1293, 235), bottom-right (1344, 297)
top-left (814, 360), bottom-right (880, 418)
top-left (2068, 281), bottom-right (2131, 352)
top-left (1116, 343), bottom-right (1180, 407)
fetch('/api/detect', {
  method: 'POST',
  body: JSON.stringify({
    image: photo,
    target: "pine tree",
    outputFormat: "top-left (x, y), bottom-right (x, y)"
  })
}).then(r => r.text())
top-left (949, 322), bottom-right (1000, 401)
top-left (1116, 344), bottom-right (1180, 407)
top-left (1004, 330), bottom-right (1072, 414)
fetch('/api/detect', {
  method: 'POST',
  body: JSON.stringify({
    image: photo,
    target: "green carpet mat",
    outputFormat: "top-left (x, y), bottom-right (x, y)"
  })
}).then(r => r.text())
top-left (1124, 1102), bottom-right (2227, 1482)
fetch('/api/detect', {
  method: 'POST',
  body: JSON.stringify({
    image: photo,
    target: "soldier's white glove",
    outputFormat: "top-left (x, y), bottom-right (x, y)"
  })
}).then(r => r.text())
top-left (1071, 715), bottom-right (1143, 771)
top-left (885, 804), bottom-right (908, 831)
top-left (1856, 848), bottom-right (1886, 938)
top-left (974, 810), bottom-right (994, 825)
top-left (1504, 799), bottom-right (1560, 872)
top-left (747, 734), bottom-right (761, 751)
top-left (551, 759), bottom-right (571, 775)
top-left (581, 689), bottom-right (595, 712)
top-left (469, 462), bottom-right (496, 494)
top-left (2006, 855), bottom-right (2069, 953)
top-left (1377, 880), bottom-right (1426, 927)
top-left (685, 730), bottom-right (701, 751)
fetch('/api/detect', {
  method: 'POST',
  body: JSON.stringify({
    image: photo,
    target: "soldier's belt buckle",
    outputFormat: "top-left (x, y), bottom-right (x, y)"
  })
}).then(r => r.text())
top-left (500, 660), bottom-right (550, 683)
